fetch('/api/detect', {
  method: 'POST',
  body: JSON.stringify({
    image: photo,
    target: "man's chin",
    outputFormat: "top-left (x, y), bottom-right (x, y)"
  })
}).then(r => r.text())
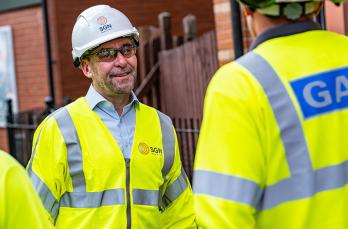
top-left (110, 86), bottom-right (134, 95)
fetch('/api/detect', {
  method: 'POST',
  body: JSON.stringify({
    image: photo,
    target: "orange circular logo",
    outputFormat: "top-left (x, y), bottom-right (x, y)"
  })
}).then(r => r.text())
top-left (138, 143), bottom-right (149, 155)
top-left (97, 16), bottom-right (108, 25)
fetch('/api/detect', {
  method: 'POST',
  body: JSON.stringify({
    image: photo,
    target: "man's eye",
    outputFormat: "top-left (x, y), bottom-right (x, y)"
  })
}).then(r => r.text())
top-left (97, 49), bottom-right (111, 57)
top-left (122, 47), bottom-right (131, 55)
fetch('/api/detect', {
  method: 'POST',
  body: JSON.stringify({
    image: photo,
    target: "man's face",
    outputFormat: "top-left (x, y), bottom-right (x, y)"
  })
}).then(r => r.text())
top-left (82, 37), bottom-right (137, 98)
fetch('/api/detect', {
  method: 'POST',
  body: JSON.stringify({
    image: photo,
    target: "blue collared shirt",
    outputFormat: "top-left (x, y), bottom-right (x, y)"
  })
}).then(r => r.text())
top-left (85, 85), bottom-right (139, 159)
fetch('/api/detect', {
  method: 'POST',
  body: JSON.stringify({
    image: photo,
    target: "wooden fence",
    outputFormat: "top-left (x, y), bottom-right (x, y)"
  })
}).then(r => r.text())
top-left (159, 31), bottom-right (218, 179)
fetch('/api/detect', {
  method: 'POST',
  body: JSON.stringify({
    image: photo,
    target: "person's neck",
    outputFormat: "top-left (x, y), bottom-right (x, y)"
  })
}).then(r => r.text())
top-left (99, 92), bottom-right (131, 115)
top-left (253, 12), bottom-right (312, 37)
top-left (253, 13), bottom-right (290, 36)
top-left (104, 92), bottom-right (131, 116)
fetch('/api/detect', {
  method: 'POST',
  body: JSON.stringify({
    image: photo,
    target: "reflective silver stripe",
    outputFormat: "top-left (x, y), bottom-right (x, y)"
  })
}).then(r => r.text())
top-left (162, 167), bottom-right (189, 207)
top-left (54, 107), bottom-right (86, 192)
top-left (60, 189), bottom-right (125, 208)
top-left (194, 52), bottom-right (348, 210)
top-left (194, 162), bottom-right (348, 209)
top-left (157, 111), bottom-right (175, 179)
top-left (27, 110), bottom-right (59, 171)
top-left (262, 160), bottom-right (348, 209)
top-left (28, 170), bottom-right (60, 220)
top-left (236, 52), bottom-right (312, 175)
top-left (133, 189), bottom-right (159, 206)
top-left (193, 169), bottom-right (262, 207)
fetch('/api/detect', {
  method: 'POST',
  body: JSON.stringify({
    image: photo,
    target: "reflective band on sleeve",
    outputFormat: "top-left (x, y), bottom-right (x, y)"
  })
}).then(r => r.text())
top-left (132, 189), bottom-right (159, 206)
top-left (60, 189), bottom-right (125, 208)
top-left (157, 111), bottom-right (175, 180)
top-left (27, 110), bottom-right (58, 171)
top-left (162, 167), bottom-right (189, 208)
top-left (236, 51), bottom-right (312, 175)
top-left (201, 51), bottom-right (348, 210)
top-left (28, 170), bottom-right (60, 221)
top-left (54, 107), bottom-right (86, 192)
top-left (193, 169), bottom-right (263, 208)
top-left (262, 160), bottom-right (348, 209)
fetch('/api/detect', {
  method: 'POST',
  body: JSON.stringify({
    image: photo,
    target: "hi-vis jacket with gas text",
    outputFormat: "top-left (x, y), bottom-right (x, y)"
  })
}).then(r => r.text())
top-left (193, 21), bottom-right (348, 228)
top-left (27, 98), bottom-right (195, 228)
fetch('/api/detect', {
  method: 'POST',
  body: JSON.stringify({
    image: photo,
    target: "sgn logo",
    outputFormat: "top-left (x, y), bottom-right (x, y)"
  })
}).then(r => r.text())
top-left (138, 142), bottom-right (163, 156)
top-left (290, 66), bottom-right (348, 119)
top-left (97, 16), bottom-right (112, 33)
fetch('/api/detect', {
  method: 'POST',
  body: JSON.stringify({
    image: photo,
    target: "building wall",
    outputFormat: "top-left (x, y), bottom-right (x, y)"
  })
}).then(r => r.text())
top-left (0, 6), bottom-right (49, 150)
top-left (326, 1), bottom-right (348, 35)
top-left (0, 129), bottom-right (8, 152)
top-left (0, 6), bottom-right (48, 110)
top-left (50, 0), bottom-right (215, 101)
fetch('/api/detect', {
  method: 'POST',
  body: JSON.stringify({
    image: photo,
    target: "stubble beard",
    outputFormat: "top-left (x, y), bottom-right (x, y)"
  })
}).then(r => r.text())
top-left (92, 64), bottom-right (137, 96)
top-left (102, 73), bottom-right (136, 96)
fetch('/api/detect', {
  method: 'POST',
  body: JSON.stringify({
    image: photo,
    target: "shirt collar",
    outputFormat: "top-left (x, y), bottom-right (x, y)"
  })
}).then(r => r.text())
top-left (250, 21), bottom-right (321, 50)
top-left (85, 84), bottom-right (139, 110)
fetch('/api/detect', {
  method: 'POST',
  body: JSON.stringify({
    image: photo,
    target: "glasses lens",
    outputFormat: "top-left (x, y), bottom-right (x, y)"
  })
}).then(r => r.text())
top-left (120, 45), bottom-right (136, 58)
top-left (92, 44), bottom-right (137, 62)
top-left (94, 49), bottom-right (116, 62)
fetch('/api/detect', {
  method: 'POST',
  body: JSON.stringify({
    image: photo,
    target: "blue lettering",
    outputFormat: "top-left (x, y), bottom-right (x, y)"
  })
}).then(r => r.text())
top-left (291, 67), bottom-right (348, 119)
top-left (99, 24), bottom-right (112, 33)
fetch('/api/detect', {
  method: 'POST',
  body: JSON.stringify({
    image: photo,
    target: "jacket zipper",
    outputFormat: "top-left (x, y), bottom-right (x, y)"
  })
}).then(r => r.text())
top-left (125, 158), bottom-right (131, 229)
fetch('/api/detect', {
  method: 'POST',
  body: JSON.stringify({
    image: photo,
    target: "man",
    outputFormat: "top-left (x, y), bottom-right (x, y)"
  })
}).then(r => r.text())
top-left (193, 0), bottom-right (348, 228)
top-left (27, 5), bottom-right (195, 228)
top-left (0, 150), bottom-right (52, 228)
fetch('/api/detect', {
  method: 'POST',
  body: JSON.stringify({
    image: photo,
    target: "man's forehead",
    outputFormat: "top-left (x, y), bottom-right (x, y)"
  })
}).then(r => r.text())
top-left (100, 37), bottom-right (133, 48)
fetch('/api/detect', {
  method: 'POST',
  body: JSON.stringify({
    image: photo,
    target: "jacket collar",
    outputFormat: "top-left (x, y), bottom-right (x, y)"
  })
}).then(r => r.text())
top-left (250, 21), bottom-right (322, 50)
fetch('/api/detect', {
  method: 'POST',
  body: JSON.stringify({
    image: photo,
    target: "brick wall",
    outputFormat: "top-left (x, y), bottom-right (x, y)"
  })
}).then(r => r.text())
top-left (0, 6), bottom-right (49, 151)
top-left (213, 0), bottom-right (251, 66)
top-left (0, 6), bottom-right (49, 110)
top-left (325, 1), bottom-right (348, 35)
top-left (50, 0), bottom-right (215, 100)
top-left (0, 129), bottom-right (8, 152)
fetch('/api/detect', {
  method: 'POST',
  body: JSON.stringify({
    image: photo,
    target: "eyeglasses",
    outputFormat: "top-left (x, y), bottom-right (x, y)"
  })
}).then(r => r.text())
top-left (85, 44), bottom-right (138, 62)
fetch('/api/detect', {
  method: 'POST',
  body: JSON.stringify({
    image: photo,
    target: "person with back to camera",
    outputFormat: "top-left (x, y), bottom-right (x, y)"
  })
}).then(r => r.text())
top-left (193, 0), bottom-right (348, 228)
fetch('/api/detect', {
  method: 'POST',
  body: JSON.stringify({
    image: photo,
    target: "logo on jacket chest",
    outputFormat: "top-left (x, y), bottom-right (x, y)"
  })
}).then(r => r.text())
top-left (138, 142), bottom-right (163, 156)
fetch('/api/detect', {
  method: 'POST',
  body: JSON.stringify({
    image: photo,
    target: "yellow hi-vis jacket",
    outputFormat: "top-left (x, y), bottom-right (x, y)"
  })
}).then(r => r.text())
top-left (27, 98), bottom-right (195, 228)
top-left (193, 21), bottom-right (348, 228)
top-left (0, 150), bottom-right (52, 229)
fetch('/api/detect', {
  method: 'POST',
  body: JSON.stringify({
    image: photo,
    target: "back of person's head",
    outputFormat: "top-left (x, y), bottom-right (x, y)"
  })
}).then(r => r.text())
top-left (71, 5), bottom-right (139, 68)
top-left (237, 0), bottom-right (346, 20)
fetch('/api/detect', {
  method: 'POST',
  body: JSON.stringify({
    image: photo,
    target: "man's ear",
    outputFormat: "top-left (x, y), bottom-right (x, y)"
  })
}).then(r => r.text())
top-left (80, 60), bottom-right (93, 79)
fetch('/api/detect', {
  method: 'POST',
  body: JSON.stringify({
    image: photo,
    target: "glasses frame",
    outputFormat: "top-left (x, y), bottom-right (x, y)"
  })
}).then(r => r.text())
top-left (82, 43), bottom-right (138, 63)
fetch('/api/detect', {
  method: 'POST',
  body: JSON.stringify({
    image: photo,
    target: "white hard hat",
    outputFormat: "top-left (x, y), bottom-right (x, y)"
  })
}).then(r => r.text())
top-left (71, 5), bottom-right (139, 67)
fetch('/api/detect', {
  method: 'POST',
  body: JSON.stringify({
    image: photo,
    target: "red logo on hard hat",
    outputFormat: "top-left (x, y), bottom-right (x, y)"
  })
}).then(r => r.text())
top-left (97, 16), bottom-right (108, 25)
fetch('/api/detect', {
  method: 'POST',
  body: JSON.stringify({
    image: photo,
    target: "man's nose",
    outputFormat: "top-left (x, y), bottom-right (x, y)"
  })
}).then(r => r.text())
top-left (113, 52), bottom-right (127, 67)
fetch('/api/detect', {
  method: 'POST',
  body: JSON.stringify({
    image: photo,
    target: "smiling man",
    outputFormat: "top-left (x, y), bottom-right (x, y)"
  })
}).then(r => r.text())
top-left (27, 5), bottom-right (195, 229)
